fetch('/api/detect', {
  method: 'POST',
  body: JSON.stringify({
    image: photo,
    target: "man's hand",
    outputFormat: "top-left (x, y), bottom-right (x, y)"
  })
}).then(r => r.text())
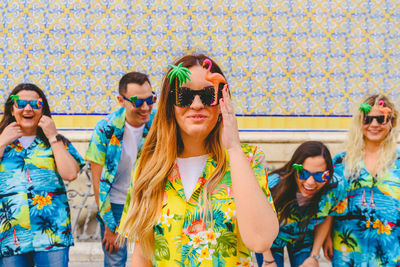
top-left (102, 226), bottom-right (119, 254)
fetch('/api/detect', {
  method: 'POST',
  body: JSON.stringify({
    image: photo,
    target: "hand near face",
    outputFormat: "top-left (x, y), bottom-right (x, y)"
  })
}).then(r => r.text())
top-left (0, 122), bottom-right (23, 147)
top-left (220, 84), bottom-right (241, 151)
top-left (38, 115), bottom-right (58, 139)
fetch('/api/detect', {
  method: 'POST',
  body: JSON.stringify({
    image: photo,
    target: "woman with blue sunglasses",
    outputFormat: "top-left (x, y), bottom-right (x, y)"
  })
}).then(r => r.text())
top-left (0, 84), bottom-right (84, 267)
top-left (256, 141), bottom-right (346, 267)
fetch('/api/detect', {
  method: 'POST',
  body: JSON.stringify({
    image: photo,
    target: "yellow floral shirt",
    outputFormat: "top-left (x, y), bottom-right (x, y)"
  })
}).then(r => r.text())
top-left (123, 144), bottom-right (274, 267)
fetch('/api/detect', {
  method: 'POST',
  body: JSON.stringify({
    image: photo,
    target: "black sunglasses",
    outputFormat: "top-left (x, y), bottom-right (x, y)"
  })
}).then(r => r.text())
top-left (363, 115), bottom-right (391, 125)
top-left (169, 86), bottom-right (223, 107)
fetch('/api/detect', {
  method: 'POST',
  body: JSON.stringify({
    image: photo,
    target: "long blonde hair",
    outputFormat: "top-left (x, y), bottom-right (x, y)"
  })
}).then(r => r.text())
top-left (344, 94), bottom-right (399, 179)
top-left (118, 54), bottom-right (228, 260)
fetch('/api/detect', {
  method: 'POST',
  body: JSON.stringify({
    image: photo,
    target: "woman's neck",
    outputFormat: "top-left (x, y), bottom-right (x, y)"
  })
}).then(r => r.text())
top-left (179, 135), bottom-right (208, 158)
top-left (364, 140), bottom-right (382, 154)
top-left (363, 140), bottom-right (382, 176)
top-left (21, 128), bottom-right (37, 136)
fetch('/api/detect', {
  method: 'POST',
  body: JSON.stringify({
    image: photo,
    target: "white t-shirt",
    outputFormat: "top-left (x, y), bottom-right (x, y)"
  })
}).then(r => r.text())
top-left (18, 135), bottom-right (36, 149)
top-left (176, 154), bottom-right (208, 200)
top-left (109, 122), bottom-right (144, 204)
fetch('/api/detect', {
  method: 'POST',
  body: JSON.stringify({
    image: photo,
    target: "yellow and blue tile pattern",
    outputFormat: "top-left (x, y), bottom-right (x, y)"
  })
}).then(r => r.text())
top-left (0, 0), bottom-right (399, 131)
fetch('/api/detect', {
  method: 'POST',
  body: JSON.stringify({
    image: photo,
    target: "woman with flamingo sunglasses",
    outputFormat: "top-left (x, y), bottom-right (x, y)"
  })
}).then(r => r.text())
top-left (324, 94), bottom-right (400, 266)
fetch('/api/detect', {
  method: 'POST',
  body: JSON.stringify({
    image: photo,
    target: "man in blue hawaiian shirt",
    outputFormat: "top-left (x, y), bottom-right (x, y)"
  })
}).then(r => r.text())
top-left (86, 72), bottom-right (155, 266)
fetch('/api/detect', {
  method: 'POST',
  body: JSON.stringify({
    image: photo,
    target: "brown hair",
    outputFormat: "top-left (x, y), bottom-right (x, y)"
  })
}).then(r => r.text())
top-left (118, 54), bottom-right (228, 260)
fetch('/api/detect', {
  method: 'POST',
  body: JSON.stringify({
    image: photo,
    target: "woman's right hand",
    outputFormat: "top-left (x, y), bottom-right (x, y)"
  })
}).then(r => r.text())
top-left (323, 234), bottom-right (333, 261)
top-left (0, 122), bottom-right (22, 147)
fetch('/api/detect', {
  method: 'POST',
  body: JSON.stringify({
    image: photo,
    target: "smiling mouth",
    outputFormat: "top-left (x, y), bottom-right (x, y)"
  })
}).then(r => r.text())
top-left (303, 185), bottom-right (316, 192)
top-left (22, 115), bottom-right (34, 119)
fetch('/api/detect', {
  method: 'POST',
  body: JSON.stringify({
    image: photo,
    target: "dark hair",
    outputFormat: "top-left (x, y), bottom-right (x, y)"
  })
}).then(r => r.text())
top-left (118, 72), bottom-right (151, 95)
top-left (271, 141), bottom-right (334, 236)
top-left (163, 54), bottom-right (226, 154)
top-left (0, 83), bottom-right (52, 146)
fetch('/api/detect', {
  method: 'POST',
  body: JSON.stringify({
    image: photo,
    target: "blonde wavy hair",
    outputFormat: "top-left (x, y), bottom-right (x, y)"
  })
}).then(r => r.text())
top-left (118, 54), bottom-right (228, 260)
top-left (344, 94), bottom-right (399, 179)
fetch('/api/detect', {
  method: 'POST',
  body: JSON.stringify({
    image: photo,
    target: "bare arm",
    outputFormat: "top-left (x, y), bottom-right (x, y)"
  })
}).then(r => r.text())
top-left (51, 141), bottom-right (80, 181)
top-left (38, 116), bottom-right (79, 181)
top-left (220, 85), bottom-right (279, 252)
top-left (90, 161), bottom-right (103, 208)
top-left (229, 147), bottom-right (279, 252)
top-left (90, 160), bottom-right (120, 253)
top-left (131, 242), bottom-right (152, 267)
top-left (299, 216), bottom-right (333, 267)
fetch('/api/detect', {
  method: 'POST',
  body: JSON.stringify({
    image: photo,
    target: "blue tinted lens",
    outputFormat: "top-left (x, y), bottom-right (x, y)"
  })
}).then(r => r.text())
top-left (15, 100), bottom-right (41, 109)
top-left (133, 95), bottom-right (155, 107)
top-left (298, 169), bottom-right (329, 183)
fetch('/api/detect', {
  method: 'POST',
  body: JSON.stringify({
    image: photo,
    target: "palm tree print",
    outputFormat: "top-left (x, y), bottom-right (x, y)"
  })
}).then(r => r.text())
top-left (37, 215), bottom-right (58, 245)
top-left (338, 228), bottom-right (357, 251)
top-left (0, 199), bottom-right (16, 232)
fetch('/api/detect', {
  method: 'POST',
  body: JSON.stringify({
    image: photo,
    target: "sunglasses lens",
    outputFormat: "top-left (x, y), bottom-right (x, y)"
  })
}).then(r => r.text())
top-left (15, 100), bottom-right (27, 109)
top-left (376, 116), bottom-right (385, 124)
top-left (200, 86), bottom-right (216, 106)
top-left (133, 99), bottom-right (145, 107)
top-left (298, 170), bottom-right (308, 180)
top-left (177, 87), bottom-right (193, 107)
top-left (364, 116), bottom-right (372, 124)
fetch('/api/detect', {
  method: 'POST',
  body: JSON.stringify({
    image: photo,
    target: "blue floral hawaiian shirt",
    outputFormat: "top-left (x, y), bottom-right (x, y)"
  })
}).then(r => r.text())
top-left (331, 152), bottom-right (400, 267)
top-left (85, 107), bottom-right (155, 232)
top-left (269, 172), bottom-right (347, 261)
top-left (0, 135), bottom-right (84, 258)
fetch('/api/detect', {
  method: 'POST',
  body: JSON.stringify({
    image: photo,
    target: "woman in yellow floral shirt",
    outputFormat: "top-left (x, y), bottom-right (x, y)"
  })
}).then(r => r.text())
top-left (119, 54), bottom-right (278, 266)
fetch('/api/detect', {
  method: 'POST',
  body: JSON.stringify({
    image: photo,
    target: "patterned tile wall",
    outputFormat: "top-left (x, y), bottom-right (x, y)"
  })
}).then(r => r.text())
top-left (0, 0), bottom-right (399, 116)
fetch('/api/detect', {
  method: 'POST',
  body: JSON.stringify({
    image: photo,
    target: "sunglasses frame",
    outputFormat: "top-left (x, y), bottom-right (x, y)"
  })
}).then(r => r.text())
top-left (121, 94), bottom-right (156, 108)
top-left (14, 99), bottom-right (43, 110)
top-left (296, 169), bottom-right (330, 183)
top-left (169, 86), bottom-right (223, 107)
top-left (363, 115), bottom-right (391, 125)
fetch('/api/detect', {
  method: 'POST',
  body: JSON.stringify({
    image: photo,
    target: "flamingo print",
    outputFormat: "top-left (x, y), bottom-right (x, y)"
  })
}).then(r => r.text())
top-left (202, 59), bottom-right (227, 106)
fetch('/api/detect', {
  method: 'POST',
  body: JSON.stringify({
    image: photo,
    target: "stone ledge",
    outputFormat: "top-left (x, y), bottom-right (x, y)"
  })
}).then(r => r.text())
top-left (69, 242), bottom-right (330, 266)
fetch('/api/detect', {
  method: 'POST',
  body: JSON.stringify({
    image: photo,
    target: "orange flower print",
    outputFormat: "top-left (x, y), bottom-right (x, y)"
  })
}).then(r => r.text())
top-left (373, 219), bottom-right (392, 235)
top-left (204, 229), bottom-right (220, 245)
top-left (184, 219), bottom-right (205, 235)
top-left (332, 199), bottom-right (347, 214)
top-left (110, 135), bottom-right (120, 146)
top-left (236, 256), bottom-right (253, 266)
top-left (11, 143), bottom-right (23, 152)
top-left (366, 218), bottom-right (371, 228)
top-left (32, 194), bottom-right (52, 210)
top-left (190, 235), bottom-right (203, 247)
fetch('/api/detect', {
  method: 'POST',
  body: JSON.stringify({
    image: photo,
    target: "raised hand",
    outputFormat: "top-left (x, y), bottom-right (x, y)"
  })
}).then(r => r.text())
top-left (0, 122), bottom-right (23, 147)
top-left (219, 84), bottom-right (241, 151)
top-left (38, 115), bottom-right (58, 140)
